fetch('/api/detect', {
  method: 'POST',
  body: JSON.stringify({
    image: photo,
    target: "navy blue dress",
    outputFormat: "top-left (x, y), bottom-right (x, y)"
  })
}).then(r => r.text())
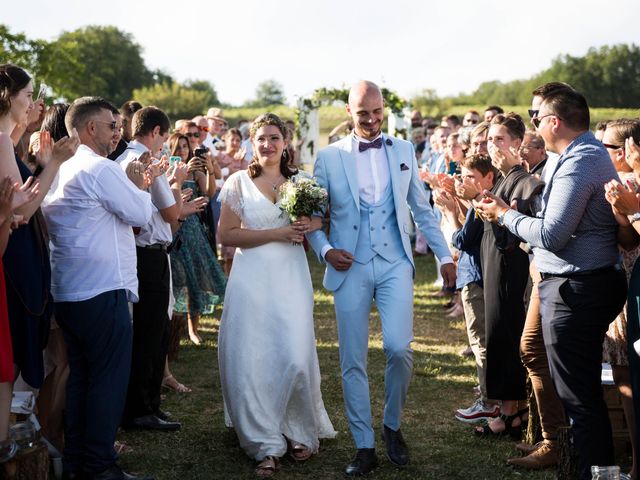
top-left (2, 155), bottom-right (52, 388)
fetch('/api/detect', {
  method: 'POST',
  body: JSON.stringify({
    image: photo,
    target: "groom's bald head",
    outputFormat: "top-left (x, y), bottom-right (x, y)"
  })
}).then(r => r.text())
top-left (347, 80), bottom-right (384, 140)
top-left (348, 81), bottom-right (383, 107)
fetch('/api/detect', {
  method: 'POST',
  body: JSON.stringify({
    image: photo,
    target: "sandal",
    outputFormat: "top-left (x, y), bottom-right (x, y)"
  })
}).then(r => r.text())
top-left (255, 456), bottom-right (280, 478)
top-left (287, 438), bottom-right (313, 462)
top-left (474, 412), bottom-right (522, 440)
top-left (162, 374), bottom-right (192, 393)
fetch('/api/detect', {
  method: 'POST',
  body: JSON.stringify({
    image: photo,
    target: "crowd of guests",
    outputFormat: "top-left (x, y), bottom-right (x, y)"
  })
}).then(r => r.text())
top-left (409, 88), bottom-right (640, 479)
top-left (1, 59), bottom-right (640, 480)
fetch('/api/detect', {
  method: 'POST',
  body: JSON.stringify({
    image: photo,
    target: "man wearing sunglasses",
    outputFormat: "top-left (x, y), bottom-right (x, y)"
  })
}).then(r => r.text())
top-left (475, 83), bottom-right (626, 479)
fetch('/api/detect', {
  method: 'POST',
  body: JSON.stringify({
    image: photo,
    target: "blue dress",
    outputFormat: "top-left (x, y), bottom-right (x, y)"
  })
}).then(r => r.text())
top-left (170, 179), bottom-right (226, 317)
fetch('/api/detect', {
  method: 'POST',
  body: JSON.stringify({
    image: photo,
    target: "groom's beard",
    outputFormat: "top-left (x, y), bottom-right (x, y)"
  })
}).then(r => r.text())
top-left (356, 124), bottom-right (382, 140)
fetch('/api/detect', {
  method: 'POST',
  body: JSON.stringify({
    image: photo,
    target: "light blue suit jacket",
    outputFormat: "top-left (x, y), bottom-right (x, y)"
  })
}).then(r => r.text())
top-left (307, 134), bottom-right (451, 291)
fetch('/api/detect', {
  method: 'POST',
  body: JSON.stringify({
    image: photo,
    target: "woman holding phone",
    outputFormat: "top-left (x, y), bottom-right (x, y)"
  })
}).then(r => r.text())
top-left (167, 133), bottom-right (226, 347)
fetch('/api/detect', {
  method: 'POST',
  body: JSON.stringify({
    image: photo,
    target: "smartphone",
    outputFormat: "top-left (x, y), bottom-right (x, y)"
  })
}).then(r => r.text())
top-left (169, 156), bottom-right (182, 166)
top-left (37, 83), bottom-right (47, 101)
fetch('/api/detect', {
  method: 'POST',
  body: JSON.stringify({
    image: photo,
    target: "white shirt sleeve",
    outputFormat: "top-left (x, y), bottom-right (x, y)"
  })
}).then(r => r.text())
top-left (149, 174), bottom-right (175, 210)
top-left (94, 163), bottom-right (153, 227)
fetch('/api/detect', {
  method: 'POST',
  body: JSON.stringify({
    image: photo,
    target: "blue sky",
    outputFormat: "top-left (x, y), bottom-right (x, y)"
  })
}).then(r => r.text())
top-left (5, 0), bottom-right (639, 105)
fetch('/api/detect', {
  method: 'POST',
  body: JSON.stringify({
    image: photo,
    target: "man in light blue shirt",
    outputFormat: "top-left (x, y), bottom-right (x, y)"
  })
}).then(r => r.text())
top-left (475, 85), bottom-right (626, 480)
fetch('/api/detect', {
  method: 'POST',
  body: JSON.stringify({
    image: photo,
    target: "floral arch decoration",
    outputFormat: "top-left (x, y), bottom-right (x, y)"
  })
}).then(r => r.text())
top-left (295, 87), bottom-right (409, 165)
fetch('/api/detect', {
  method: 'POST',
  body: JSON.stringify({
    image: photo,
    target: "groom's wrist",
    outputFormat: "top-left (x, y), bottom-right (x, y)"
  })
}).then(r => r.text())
top-left (321, 245), bottom-right (333, 260)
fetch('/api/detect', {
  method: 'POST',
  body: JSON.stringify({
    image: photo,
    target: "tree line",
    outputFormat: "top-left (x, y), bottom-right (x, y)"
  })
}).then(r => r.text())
top-left (3, 24), bottom-right (638, 116)
top-left (0, 24), bottom-right (286, 118)
top-left (413, 44), bottom-right (640, 113)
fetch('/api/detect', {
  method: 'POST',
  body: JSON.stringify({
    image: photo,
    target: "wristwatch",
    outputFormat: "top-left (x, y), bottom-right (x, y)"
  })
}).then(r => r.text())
top-left (497, 209), bottom-right (507, 226)
top-left (630, 212), bottom-right (640, 224)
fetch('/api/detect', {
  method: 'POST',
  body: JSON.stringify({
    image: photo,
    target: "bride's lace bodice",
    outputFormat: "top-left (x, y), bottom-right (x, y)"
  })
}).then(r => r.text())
top-left (218, 170), bottom-right (290, 230)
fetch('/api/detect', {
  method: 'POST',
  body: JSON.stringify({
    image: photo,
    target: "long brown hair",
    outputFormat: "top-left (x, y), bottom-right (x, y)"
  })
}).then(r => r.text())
top-left (168, 132), bottom-right (193, 161)
top-left (248, 113), bottom-right (297, 179)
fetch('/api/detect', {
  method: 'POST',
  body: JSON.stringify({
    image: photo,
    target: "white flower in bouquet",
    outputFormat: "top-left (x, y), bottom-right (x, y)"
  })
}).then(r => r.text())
top-left (279, 172), bottom-right (328, 222)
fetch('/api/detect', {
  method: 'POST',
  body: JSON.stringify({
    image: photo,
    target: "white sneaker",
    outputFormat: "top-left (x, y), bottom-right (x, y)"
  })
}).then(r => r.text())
top-left (454, 399), bottom-right (500, 423)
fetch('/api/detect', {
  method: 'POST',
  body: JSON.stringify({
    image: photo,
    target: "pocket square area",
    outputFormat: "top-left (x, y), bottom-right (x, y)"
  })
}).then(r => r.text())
top-left (400, 163), bottom-right (409, 171)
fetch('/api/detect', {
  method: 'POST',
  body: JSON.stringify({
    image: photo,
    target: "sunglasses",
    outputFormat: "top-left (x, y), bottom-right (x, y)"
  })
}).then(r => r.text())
top-left (531, 114), bottom-right (558, 129)
top-left (186, 132), bottom-right (201, 138)
top-left (528, 109), bottom-right (539, 119)
top-left (95, 120), bottom-right (119, 132)
top-left (603, 143), bottom-right (623, 150)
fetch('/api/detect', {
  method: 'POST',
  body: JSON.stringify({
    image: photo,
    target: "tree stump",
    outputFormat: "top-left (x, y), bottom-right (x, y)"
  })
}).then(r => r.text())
top-left (0, 441), bottom-right (49, 480)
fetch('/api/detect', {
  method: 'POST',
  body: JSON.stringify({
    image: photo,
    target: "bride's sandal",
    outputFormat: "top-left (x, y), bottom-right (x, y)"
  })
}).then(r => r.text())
top-left (288, 440), bottom-right (313, 462)
top-left (162, 374), bottom-right (192, 393)
top-left (255, 456), bottom-right (280, 478)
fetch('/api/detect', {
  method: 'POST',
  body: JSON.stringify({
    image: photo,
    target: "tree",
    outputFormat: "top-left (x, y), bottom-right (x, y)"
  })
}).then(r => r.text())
top-left (436, 43), bottom-right (640, 108)
top-left (38, 25), bottom-right (156, 105)
top-left (183, 79), bottom-right (220, 107)
top-left (132, 82), bottom-right (213, 120)
top-left (0, 24), bottom-right (45, 77)
top-left (247, 79), bottom-right (286, 107)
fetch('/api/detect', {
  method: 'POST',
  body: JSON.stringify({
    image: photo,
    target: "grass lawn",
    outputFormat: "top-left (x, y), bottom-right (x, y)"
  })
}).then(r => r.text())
top-left (118, 252), bottom-right (557, 480)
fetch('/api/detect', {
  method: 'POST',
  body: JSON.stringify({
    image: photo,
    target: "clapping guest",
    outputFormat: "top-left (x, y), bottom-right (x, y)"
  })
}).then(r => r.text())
top-left (0, 64), bottom-right (77, 399)
top-left (472, 113), bottom-right (544, 439)
top-left (446, 154), bottom-right (501, 423)
top-left (601, 119), bottom-right (640, 478)
top-left (479, 86), bottom-right (626, 479)
top-left (0, 177), bottom-right (37, 462)
top-left (116, 107), bottom-right (184, 432)
top-left (41, 96), bottom-right (154, 480)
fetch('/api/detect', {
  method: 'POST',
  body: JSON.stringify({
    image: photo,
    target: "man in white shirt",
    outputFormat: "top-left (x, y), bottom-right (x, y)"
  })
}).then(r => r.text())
top-left (41, 96), bottom-right (154, 480)
top-left (116, 107), bottom-right (184, 433)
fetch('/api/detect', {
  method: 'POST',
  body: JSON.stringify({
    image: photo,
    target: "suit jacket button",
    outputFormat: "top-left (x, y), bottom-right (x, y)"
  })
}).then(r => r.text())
top-left (370, 227), bottom-right (375, 231)
top-left (353, 225), bottom-right (358, 230)
top-left (382, 226), bottom-right (386, 230)
top-left (384, 243), bottom-right (388, 246)
top-left (382, 210), bottom-right (386, 214)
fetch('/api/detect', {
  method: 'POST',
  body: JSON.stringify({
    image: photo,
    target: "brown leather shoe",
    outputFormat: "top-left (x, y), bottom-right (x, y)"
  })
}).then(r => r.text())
top-left (507, 440), bottom-right (558, 470)
top-left (514, 441), bottom-right (542, 454)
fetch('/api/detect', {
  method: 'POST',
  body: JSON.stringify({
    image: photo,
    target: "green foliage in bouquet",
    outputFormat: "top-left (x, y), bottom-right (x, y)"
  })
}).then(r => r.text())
top-left (279, 174), bottom-right (328, 222)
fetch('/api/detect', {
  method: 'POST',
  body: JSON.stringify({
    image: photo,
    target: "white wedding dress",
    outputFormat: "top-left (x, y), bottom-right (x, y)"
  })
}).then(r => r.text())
top-left (217, 170), bottom-right (336, 461)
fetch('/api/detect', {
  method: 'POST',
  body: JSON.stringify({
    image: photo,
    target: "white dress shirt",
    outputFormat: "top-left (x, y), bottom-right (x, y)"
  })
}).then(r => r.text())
top-left (42, 144), bottom-right (152, 303)
top-left (116, 140), bottom-right (175, 246)
top-left (353, 133), bottom-right (390, 204)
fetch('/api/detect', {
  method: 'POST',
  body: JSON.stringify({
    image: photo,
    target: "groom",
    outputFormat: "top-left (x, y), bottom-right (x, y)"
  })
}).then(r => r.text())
top-left (308, 81), bottom-right (456, 476)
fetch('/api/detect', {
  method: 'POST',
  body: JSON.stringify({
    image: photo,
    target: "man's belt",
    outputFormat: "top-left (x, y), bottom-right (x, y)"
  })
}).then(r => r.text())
top-left (539, 264), bottom-right (621, 281)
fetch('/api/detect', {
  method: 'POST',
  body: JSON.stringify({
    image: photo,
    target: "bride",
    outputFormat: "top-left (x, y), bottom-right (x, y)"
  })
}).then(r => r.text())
top-left (217, 113), bottom-right (336, 477)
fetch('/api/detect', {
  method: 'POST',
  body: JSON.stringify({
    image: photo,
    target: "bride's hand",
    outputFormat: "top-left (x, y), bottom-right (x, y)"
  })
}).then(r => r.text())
top-left (276, 224), bottom-right (305, 243)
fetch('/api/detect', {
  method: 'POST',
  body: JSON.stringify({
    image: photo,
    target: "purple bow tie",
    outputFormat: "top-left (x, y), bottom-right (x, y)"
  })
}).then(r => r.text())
top-left (358, 137), bottom-right (383, 152)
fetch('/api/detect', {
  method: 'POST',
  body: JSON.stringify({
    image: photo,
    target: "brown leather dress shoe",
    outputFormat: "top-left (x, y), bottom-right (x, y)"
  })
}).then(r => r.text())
top-left (507, 440), bottom-right (558, 469)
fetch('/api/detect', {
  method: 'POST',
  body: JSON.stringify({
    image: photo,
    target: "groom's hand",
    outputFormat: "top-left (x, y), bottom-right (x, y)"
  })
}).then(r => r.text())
top-left (325, 249), bottom-right (354, 271)
top-left (440, 263), bottom-right (457, 289)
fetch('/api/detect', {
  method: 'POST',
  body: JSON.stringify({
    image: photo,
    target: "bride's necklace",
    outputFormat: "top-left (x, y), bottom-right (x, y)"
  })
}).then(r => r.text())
top-left (261, 174), bottom-right (284, 192)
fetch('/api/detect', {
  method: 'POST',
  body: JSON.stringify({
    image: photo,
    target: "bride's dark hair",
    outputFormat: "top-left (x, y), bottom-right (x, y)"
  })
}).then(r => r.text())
top-left (248, 113), bottom-right (298, 179)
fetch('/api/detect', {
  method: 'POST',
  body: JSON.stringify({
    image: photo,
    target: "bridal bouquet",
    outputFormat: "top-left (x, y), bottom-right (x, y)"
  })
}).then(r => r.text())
top-left (279, 172), bottom-right (328, 222)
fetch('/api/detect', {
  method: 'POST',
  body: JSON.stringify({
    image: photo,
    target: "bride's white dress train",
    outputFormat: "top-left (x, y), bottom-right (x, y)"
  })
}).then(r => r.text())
top-left (218, 170), bottom-right (336, 461)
